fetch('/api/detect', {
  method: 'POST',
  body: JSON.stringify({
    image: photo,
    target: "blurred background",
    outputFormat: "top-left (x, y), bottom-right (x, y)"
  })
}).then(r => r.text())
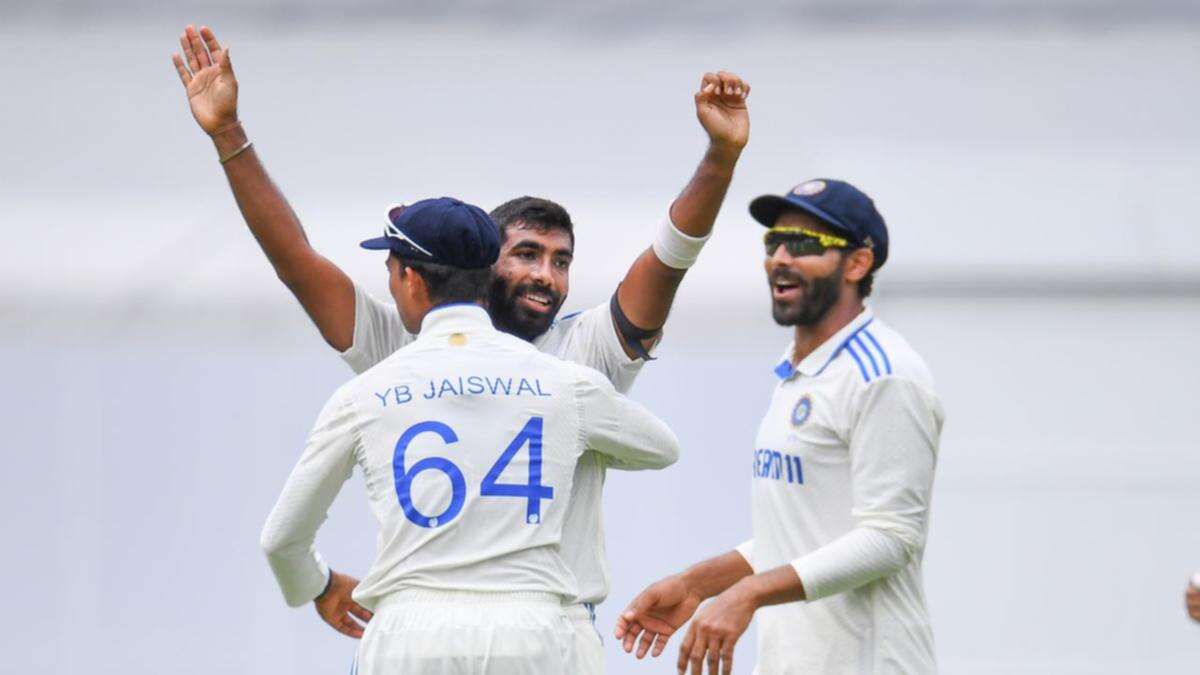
top-left (2, 0), bottom-right (1199, 672)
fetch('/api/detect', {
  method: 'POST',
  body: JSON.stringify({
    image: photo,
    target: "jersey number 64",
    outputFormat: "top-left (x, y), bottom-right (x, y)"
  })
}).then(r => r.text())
top-left (393, 417), bottom-right (554, 529)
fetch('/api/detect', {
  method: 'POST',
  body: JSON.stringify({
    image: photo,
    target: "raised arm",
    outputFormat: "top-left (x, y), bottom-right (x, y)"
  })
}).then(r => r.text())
top-left (172, 25), bottom-right (356, 350)
top-left (613, 71), bottom-right (751, 355)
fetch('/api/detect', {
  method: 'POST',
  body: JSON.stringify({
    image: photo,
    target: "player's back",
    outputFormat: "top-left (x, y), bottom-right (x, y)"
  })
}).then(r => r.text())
top-left (343, 304), bottom-right (597, 608)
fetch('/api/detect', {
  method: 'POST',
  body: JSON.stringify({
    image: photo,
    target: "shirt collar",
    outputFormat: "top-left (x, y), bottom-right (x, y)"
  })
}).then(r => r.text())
top-left (418, 303), bottom-right (492, 336)
top-left (773, 307), bottom-right (875, 381)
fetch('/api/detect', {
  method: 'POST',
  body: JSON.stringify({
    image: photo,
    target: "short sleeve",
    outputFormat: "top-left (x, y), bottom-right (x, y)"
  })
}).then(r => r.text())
top-left (543, 302), bottom-right (653, 394)
top-left (339, 283), bottom-right (415, 374)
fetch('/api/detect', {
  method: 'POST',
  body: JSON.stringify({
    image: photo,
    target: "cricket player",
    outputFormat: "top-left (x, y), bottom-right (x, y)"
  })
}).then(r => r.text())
top-left (171, 24), bottom-right (749, 673)
top-left (260, 196), bottom-right (680, 673)
top-left (615, 179), bottom-right (945, 674)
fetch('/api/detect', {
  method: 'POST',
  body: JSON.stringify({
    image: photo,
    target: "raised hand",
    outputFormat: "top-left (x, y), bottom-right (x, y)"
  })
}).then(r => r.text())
top-left (615, 575), bottom-right (702, 660)
top-left (313, 570), bottom-right (374, 639)
top-left (171, 25), bottom-right (239, 136)
top-left (695, 71), bottom-right (751, 155)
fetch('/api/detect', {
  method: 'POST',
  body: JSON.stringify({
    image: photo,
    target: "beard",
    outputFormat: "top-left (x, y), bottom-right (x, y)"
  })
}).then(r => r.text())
top-left (770, 261), bottom-right (844, 327)
top-left (487, 275), bottom-right (564, 342)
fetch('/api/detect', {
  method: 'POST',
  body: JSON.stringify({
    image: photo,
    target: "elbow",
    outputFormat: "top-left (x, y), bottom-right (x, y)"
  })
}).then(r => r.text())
top-left (653, 434), bottom-right (681, 469)
top-left (859, 521), bottom-right (922, 571)
top-left (259, 521), bottom-right (290, 560)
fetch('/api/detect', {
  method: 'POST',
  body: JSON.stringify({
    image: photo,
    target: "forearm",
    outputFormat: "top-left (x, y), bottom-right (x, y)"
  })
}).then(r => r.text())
top-left (615, 143), bottom-right (739, 333)
top-left (211, 123), bottom-right (315, 283)
top-left (680, 549), bottom-right (754, 600)
top-left (668, 142), bottom-right (740, 238)
top-left (210, 123), bottom-right (355, 349)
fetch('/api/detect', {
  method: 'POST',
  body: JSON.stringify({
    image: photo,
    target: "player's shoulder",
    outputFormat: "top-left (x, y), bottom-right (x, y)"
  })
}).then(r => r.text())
top-left (533, 305), bottom-right (601, 351)
top-left (838, 316), bottom-right (936, 392)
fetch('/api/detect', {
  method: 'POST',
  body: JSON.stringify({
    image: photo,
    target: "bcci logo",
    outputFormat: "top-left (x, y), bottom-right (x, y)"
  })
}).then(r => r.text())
top-left (792, 395), bottom-right (813, 426)
top-left (793, 180), bottom-right (826, 197)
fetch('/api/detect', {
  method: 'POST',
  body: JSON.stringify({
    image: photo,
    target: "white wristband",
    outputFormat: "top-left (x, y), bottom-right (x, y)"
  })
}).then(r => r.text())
top-left (651, 204), bottom-right (712, 270)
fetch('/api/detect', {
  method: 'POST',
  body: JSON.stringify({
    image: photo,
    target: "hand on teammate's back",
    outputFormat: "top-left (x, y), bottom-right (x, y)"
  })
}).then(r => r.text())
top-left (314, 570), bottom-right (374, 639)
top-left (171, 24), bottom-right (240, 136)
top-left (694, 71), bottom-right (751, 156)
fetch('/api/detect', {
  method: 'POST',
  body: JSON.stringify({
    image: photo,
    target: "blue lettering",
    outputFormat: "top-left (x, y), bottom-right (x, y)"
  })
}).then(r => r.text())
top-left (374, 389), bottom-right (390, 407)
top-left (535, 379), bottom-right (551, 396)
top-left (438, 378), bottom-right (460, 398)
top-left (422, 380), bottom-right (436, 399)
top-left (488, 377), bottom-right (513, 395)
top-left (466, 376), bottom-right (486, 395)
top-left (394, 385), bottom-right (412, 405)
top-left (517, 378), bottom-right (537, 396)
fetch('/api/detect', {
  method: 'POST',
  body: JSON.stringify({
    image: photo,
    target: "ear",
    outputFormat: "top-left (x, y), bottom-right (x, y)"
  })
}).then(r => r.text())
top-left (843, 248), bottom-right (875, 284)
top-left (402, 265), bottom-right (429, 301)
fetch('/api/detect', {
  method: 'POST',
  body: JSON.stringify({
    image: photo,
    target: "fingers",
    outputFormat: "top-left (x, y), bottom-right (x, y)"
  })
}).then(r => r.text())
top-left (179, 30), bottom-right (200, 73)
top-left (621, 620), bottom-right (643, 652)
top-left (635, 629), bottom-right (656, 659)
top-left (348, 601), bottom-right (373, 624)
top-left (171, 53), bottom-right (192, 86)
top-left (705, 637), bottom-right (720, 674)
top-left (615, 606), bottom-right (637, 639)
top-left (688, 639), bottom-right (707, 675)
top-left (677, 623), bottom-right (697, 674)
top-left (720, 644), bottom-right (734, 675)
top-left (697, 70), bottom-right (750, 104)
top-left (652, 631), bottom-right (671, 658)
top-left (338, 613), bottom-right (365, 639)
top-left (186, 25), bottom-right (212, 68)
top-left (199, 25), bottom-right (222, 55)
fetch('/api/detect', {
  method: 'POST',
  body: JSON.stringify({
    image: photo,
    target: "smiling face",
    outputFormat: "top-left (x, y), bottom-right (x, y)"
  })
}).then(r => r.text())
top-left (487, 222), bottom-right (574, 341)
top-left (764, 210), bottom-right (871, 327)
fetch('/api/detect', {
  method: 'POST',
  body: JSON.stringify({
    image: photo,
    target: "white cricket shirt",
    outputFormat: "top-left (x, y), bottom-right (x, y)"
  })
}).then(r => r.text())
top-left (737, 308), bottom-right (944, 674)
top-left (338, 284), bottom-right (649, 605)
top-left (261, 304), bottom-right (679, 609)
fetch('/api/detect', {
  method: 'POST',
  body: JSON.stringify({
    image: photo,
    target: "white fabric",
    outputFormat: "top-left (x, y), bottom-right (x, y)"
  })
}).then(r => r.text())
top-left (352, 589), bottom-right (574, 675)
top-left (745, 308), bottom-right (944, 674)
top-left (261, 305), bottom-right (679, 609)
top-left (566, 604), bottom-right (605, 675)
top-left (651, 204), bottom-right (711, 270)
top-left (338, 284), bottom-right (650, 605)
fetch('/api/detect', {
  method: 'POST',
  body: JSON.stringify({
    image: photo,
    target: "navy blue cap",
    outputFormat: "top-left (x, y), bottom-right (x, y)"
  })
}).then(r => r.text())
top-left (750, 179), bottom-right (889, 269)
top-left (361, 197), bottom-right (500, 270)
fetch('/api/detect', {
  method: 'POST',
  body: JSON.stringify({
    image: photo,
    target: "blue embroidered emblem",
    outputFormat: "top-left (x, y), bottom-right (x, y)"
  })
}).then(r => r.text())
top-left (792, 395), bottom-right (813, 426)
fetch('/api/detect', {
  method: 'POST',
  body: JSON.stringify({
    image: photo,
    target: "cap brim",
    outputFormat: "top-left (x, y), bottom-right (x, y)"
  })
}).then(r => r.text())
top-left (749, 194), bottom-right (853, 239)
top-left (360, 236), bottom-right (395, 250)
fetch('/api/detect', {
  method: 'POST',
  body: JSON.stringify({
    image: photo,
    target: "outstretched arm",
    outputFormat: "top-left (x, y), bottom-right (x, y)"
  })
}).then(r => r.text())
top-left (613, 71), bottom-right (751, 355)
top-left (172, 25), bottom-right (356, 350)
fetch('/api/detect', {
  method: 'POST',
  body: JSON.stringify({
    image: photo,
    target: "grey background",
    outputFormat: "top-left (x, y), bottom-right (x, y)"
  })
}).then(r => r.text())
top-left (2, 1), bottom-right (1199, 673)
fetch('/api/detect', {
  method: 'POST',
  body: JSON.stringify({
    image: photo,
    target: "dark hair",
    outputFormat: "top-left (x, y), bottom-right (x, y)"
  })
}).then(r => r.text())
top-left (392, 253), bottom-right (491, 305)
top-left (489, 196), bottom-right (575, 247)
top-left (858, 270), bottom-right (875, 299)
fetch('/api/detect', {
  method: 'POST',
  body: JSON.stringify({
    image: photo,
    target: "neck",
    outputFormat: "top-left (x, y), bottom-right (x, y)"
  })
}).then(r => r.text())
top-left (791, 294), bottom-right (865, 364)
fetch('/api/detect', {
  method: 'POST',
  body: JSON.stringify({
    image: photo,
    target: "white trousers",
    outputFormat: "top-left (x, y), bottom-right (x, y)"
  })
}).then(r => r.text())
top-left (353, 589), bottom-right (574, 675)
top-left (566, 603), bottom-right (604, 675)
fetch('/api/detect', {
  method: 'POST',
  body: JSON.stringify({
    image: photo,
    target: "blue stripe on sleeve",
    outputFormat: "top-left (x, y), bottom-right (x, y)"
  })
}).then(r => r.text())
top-left (852, 335), bottom-right (880, 376)
top-left (863, 329), bottom-right (892, 374)
top-left (844, 344), bottom-right (872, 382)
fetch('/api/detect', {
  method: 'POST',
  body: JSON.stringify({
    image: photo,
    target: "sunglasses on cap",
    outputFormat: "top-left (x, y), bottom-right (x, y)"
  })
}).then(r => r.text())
top-left (383, 204), bottom-right (434, 257)
top-left (764, 226), bottom-right (852, 257)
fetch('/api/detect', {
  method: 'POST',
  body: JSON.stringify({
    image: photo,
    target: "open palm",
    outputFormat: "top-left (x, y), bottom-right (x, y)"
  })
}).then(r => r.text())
top-left (172, 25), bottom-right (239, 135)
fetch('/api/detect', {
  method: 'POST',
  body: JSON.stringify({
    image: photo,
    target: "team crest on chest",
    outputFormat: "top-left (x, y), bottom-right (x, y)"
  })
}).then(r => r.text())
top-left (791, 395), bottom-right (813, 426)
